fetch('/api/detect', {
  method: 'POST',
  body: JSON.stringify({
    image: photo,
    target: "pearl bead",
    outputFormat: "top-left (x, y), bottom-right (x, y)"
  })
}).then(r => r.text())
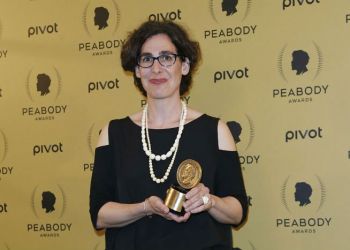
top-left (141, 101), bottom-right (187, 184)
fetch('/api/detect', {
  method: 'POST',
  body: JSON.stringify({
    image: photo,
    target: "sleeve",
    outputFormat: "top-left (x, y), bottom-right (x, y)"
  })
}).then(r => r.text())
top-left (89, 145), bottom-right (116, 230)
top-left (215, 150), bottom-right (248, 227)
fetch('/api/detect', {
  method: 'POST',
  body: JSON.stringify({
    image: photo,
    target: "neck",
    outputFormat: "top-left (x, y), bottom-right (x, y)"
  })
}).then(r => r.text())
top-left (146, 98), bottom-right (183, 129)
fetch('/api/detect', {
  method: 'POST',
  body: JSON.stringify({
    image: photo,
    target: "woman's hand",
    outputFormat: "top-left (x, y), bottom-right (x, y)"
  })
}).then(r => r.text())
top-left (183, 183), bottom-right (214, 214)
top-left (146, 196), bottom-right (191, 223)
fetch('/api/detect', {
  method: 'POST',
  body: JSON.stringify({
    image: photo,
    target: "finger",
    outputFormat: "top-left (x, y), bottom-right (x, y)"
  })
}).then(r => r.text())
top-left (155, 203), bottom-right (169, 215)
top-left (149, 196), bottom-right (169, 214)
top-left (186, 184), bottom-right (210, 201)
top-left (168, 212), bottom-right (191, 223)
top-left (184, 194), bottom-right (204, 212)
top-left (185, 184), bottom-right (203, 199)
top-left (190, 204), bottom-right (206, 214)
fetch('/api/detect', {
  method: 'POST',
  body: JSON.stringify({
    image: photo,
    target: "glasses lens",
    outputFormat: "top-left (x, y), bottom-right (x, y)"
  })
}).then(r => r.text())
top-left (139, 55), bottom-right (154, 68)
top-left (159, 54), bottom-right (176, 67)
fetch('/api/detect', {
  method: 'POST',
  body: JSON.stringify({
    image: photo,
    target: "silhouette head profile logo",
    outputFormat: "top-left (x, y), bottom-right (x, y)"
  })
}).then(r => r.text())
top-left (94, 7), bottom-right (109, 30)
top-left (291, 50), bottom-right (309, 75)
top-left (221, 0), bottom-right (238, 16)
top-left (36, 73), bottom-right (51, 96)
top-left (294, 182), bottom-right (312, 206)
top-left (227, 121), bottom-right (242, 143)
top-left (41, 191), bottom-right (56, 213)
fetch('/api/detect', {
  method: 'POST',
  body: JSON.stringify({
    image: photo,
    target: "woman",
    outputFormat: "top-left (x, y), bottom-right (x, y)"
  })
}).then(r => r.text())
top-left (89, 20), bottom-right (248, 250)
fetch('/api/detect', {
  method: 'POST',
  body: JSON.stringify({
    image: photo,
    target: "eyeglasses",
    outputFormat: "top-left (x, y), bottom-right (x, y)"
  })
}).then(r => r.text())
top-left (137, 53), bottom-right (182, 68)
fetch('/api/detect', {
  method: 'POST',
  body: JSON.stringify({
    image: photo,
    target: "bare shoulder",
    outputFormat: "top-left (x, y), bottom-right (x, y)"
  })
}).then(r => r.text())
top-left (186, 108), bottom-right (203, 123)
top-left (96, 123), bottom-right (109, 147)
top-left (217, 119), bottom-right (237, 151)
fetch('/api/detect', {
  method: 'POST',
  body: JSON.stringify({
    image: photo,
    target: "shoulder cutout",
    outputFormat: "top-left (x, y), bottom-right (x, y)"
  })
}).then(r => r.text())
top-left (96, 123), bottom-right (109, 148)
top-left (217, 119), bottom-right (236, 151)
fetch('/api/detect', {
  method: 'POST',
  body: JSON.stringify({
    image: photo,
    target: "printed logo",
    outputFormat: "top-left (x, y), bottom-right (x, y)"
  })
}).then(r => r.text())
top-left (285, 126), bottom-right (323, 142)
top-left (213, 66), bottom-right (249, 83)
top-left (226, 114), bottom-right (261, 168)
top-left (88, 77), bottom-right (120, 93)
top-left (206, 0), bottom-right (257, 44)
top-left (0, 202), bottom-right (8, 213)
top-left (348, 150), bottom-right (350, 159)
top-left (148, 9), bottom-right (182, 21)
top-left (80, 0), bottom-right (124, 56)
top-left (83, 122), bottom-right (105, 172)
top-left (277, 175), bottom-right (332, 234)
top-left (291, 50), bottom-right (309, 75)
top-left (282, 0), bottom-right (320, 11)
top-left (274, 42), bottom-right (329, 104)
top-left (27, 22), bottom-right (58, 38)
top-left (0, 88), bottom-right (2, 97)
top-left (0, 129), bottom-right (8, 164)
top-left (247, 195), bottom-right (253, 207)
top-left (23, 66), bottom-right (68, 121)
top-left (0, 50), bottom-right (7, 59)
top-left (94, 7), bottom-right (110, 30)
top-left (346, 14), bottom-right (350, 23)
top-left (28, 184), bottom-right (72, 237)
top-left (0, 129), bottom-right (14, 182)
top-left (0, 19), bottom-right (8, 60)
top-left (32, 142), bottom-right (64, 156)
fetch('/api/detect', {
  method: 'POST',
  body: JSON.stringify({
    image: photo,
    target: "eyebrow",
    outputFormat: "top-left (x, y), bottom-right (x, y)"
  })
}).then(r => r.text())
top-left (139, 50), bottom-right (176, 57)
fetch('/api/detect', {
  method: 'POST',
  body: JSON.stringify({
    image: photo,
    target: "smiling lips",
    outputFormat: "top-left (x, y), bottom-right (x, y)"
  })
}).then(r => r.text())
top-left (149, 78), bottom-right (167, 84)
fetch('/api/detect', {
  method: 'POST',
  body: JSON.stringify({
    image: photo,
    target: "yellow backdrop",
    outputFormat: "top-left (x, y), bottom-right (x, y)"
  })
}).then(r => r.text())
top-left (0, 0), bottom-right (349, 249)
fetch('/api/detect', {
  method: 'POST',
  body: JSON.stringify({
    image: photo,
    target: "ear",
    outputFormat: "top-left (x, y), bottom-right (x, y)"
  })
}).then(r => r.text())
top-left (181, 57), bottom-right (190, 76)
top-left (135, 66), bottom-right (141, 78)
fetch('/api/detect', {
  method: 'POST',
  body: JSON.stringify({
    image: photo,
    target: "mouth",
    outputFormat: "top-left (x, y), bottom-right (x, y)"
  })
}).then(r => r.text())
top-left (149, 78), bottom-right (167, 84)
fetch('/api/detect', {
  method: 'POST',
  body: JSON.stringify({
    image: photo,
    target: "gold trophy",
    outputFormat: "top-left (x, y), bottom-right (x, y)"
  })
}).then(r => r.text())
top-left (164, 159), bottom-right (202, 215)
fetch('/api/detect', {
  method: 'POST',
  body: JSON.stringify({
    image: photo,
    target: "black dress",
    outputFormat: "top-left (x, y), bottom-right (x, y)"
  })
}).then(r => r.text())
top-left (90, 114), bottom-right (248, 250)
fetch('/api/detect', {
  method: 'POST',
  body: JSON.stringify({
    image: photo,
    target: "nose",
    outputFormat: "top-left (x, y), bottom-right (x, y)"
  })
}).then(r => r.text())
top-left (151, 58), bottom-right (163, 73)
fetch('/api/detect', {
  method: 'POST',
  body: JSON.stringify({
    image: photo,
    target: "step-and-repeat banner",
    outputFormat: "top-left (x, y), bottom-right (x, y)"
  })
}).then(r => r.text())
top-left (0, 0), bottom-right (349, 249)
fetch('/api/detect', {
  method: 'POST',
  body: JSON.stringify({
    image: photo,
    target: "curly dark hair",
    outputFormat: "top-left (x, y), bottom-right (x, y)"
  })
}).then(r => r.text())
top-left (120, 21), bottom-right (201, 97)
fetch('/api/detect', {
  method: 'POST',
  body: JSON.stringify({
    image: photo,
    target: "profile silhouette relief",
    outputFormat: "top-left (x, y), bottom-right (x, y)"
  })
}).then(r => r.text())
top-left (291, 50), bottom-right (310, 75)
top-left (227, 121), bottom-right (242, 143)
top-left (221, 0), bottom-right (238, 16)
top-left (294, 182), bottom-right (312, 206)
top-left (36, 73), bottom-right (51, 96)
top-left (181, 163), bottom-right (196, 185)
top-left (41, 191), bottom-right (56, 213)
top-left (94, 7), bottom-right (109, 30)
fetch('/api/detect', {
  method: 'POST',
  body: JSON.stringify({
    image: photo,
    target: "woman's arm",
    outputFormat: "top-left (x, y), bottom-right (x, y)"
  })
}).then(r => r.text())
top-left (91, 125), bottom-right (190, 229)
top-left (183, 120), bottom-right (246, 225)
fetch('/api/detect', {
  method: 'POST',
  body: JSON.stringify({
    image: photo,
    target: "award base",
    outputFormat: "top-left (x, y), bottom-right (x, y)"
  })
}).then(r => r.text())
top-left (164, 184), bottom-right (188, 216)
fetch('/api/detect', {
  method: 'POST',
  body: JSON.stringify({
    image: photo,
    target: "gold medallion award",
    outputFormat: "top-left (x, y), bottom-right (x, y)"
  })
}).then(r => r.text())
top-left (164, 159), bottom-right (202, 215)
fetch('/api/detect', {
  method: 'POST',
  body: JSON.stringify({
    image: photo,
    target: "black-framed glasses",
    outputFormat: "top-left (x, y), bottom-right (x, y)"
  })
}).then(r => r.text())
top-left (137, 53), bottom-right (182, 68)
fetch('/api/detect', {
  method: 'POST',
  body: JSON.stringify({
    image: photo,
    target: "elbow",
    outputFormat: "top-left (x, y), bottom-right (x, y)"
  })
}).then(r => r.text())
top-left (95, 217), bottom-right (106, 229)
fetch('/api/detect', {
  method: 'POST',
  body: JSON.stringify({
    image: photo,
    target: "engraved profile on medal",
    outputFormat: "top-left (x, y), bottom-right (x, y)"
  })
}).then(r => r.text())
top-left (181, 164), bottom-right (196, 185)
top-left (177, 159), bottom-right (202, 189)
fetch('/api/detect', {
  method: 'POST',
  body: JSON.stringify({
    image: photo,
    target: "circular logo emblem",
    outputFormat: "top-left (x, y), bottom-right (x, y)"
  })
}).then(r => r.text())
top-left (176, 159), bottom-right (202, 189)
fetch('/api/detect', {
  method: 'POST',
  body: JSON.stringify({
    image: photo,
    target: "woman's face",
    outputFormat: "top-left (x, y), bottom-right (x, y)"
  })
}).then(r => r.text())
top-left (135, 33), bottom-right (189, 100)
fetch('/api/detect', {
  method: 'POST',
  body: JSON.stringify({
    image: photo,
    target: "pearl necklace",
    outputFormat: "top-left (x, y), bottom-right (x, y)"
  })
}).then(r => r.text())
top-left (141, 101), bottom-right (187, 183)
